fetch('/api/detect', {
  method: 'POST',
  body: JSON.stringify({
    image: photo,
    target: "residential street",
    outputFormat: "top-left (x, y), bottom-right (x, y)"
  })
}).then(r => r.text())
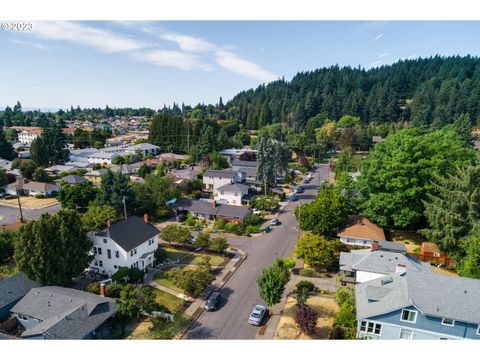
top-left (0, 203), bottom-right (62, 225)
top-left (184, 163), bottom-right (330, 339)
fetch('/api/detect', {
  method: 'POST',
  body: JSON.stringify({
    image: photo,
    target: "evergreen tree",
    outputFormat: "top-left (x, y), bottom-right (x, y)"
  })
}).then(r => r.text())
top-left (98, 170), bottom-right (135, 215)
top-left (0, 127), bottom-right (15, 160)
top-left (41, 121), bottom-right (70, 164)
top-left (30, 137), bottom-right (49, 167)
top-left (256, 136), bottom-right (275, 194)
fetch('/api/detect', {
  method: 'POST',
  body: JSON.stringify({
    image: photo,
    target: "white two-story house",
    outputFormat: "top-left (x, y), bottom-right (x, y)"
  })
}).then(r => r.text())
top-left (88, 215), bottom-right (160, 276)
top-left (203, 170), bottom-right (243, 195)
top-left (216, 183), bottom-right (250, 206)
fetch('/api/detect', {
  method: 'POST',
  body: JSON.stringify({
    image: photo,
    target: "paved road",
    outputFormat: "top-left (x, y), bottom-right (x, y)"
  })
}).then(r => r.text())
top-left (184, 163), bottom-right (330, 339)
top-left (0, 203), bottom-right (61, 225)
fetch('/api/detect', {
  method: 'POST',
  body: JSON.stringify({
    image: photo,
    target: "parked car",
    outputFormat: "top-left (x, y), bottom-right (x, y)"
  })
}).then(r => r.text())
top-left (248, 305), bottom-right (268, 326)
top-left (294, 186), bottom-right (304, 193)
top-left (252, 208), bottom-right (262, 215)
top-left (286, 193), bottom-right (298, 202)
top-left (176, 213), bottom-right (187, 222)
top-left (270, 218), bottom-right (281, 226)
top-left (204, 292), bottom-right (222, 311)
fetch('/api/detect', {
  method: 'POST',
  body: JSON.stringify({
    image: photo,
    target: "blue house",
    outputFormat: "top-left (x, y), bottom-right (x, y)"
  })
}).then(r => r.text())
top-left (355, 271), bottom-right (480, 340)
top-left (0, 273), bottom-right (38, 320)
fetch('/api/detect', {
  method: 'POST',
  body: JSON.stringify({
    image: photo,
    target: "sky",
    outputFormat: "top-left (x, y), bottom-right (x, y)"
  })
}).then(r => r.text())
top-left (1, 21), bottom-right (480, 110)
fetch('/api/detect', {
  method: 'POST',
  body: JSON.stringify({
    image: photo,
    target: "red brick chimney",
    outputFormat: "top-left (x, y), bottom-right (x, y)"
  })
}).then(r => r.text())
top-left (144, 213), bottom-right (149, 224)
top-left (107, 220), bottom-right (112, 228)
top-left (100, 283), bottom-right (105, 297)
top-left (371, 242), bottom-right (379, 252)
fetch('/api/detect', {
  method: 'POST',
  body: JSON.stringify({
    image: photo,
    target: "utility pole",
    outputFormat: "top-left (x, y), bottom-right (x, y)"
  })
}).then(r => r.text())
top-left (122, 195), bottom-right (127, 220)
top-left (15, 178), bottom-right (24, 223)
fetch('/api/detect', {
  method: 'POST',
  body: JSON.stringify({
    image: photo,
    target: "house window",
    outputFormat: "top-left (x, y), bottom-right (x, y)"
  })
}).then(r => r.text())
top-left (93, 247), bottom-right (98, 255)
top-left (130, 250), bottom-right (133, 256)
top-left (107, 249), bottom-right (111, 259)
top-left (360, 321), bottom-right (382, 335)
top-left (97, 247), bottom-right (102, 255)
top-left (401, 309), bottom-right (417, 323)
top-left (114, 265), bottom-right (117, 269)
top-left (99, 261), bottom-right (103, 267)
top-left (134, 249), bottom-right (137, 255)
top-left (94, 260), bottom-right (98, 266)
top-left (221, 191), bottom-right (224, 195)
top-left (399, 329), bottom-right (413, 339)
top-left (103, 238), bottom-right (108, 243)
top-left (441, 318), bottom-right (455, 327)
top-left (115, 251), bottom-right (119, 258)
top-left (235, 192), bottom-right (238, 197)
top-left (476, 325), bottom-right (480, 335)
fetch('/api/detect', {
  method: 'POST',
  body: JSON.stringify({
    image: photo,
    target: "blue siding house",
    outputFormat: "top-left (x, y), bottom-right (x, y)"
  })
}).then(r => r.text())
top-left (355, 271), bottom-right (480, 340)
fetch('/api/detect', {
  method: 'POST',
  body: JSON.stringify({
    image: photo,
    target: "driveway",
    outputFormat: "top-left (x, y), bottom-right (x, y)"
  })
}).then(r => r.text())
top-left (183, 163), bottom-right (330, 339)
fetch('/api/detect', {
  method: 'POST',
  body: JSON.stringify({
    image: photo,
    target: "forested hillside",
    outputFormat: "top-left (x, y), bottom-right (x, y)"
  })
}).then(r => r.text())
top-left (224, 55), bottom-right (480, 130)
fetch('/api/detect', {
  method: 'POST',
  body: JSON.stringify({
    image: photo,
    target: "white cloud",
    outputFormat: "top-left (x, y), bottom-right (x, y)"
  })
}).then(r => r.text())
top-left (378, 52), bottom-right (390, 58)
top-left (160, 33), bottom-right (216, 53)
top-left (370, 60), bottom-right (383, 68)
top-left (11, 38), bottom-right (56, 51)
top-left (30, 86), bottom-right (41, 90)
top-left (131, 50), bottom-right (211, 71)
top-left (31, 21), bottom-right (146, 53)
top-left (215, 50), bottom-right (278, 82)
top-left (370, 33), bottom-right (384, 43)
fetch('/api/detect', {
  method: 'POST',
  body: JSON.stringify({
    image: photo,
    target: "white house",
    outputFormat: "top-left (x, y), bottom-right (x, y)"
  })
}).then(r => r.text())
top-left (17, 128), bottom-right (42, 145)
top-left (337, 216), bottom-right (386, 247)
top-left (4, 180), bottom-right (59, 197)
top-left (69, 143), bottom-right (160, 164)
top-left (88, 215), bottom-right (160, 277)
top-left (215, 183), bottom-right (250, 206)
top-left (203, 170), bottom-right (242, 195)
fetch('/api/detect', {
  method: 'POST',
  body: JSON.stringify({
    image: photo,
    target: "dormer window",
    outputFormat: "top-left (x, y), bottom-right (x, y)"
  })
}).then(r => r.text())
top-left (441, 318), bottom-right (455, 327)
top-left (103, 238), bottom-right (108, 243)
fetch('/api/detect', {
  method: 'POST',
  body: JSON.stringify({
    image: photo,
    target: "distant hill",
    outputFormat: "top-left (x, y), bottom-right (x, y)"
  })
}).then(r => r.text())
top-left (224, 55), bottom-right (480, 130)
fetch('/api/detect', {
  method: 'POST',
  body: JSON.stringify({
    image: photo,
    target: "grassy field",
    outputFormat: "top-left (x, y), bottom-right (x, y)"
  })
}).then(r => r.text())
top-left (0, 197), bottom-right (59, 209)
top-left (390, 230), bottom-right (424, 253)
top-left (165, 248), bottom-right (225, 266)
top-left (150, 287), bottom-right (186, 313)
top-left (154, 271), bottom-right (185, 293)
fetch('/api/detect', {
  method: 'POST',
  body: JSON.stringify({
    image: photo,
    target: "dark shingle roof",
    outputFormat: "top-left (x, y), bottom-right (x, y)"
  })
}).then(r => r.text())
top-left (216, 204), bottom-right (252, 220)
top-left (95, 216), bottom-right (160, 252)
top-left (203, 170), bottom-right (237, 179)
top-left (172, 199), bottom-right (251, 220)
top-left (11, 286), bottom-right (116, 339)
top-left (0, 273), bottom-right (38, 309)
top-left (60, 175), bottom-right (89, 184)
top-left (231, 160), bottom-right (258, 168)
top-left (217, 183), bottom-right (250, 193)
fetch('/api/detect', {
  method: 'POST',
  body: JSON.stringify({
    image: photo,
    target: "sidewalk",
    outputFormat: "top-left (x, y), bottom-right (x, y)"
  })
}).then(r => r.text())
top-left (183, 247), bottom-right (246, 318)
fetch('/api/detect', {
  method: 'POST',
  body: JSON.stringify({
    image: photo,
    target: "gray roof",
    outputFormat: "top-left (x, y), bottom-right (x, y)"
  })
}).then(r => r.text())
top-left (0, 273), bottom-right (38, 310)
top-left (356, 271), bottom-right (480, 324)
top-left (11, 286), bottom-right (116, 339)
top-left (203, 170), bottom-right (237, 179)
top-left (373, 240), bottom-right (407, 253)
top-left (217, 183), bottom-right (250, 193)
top-left (236, 167), bottom-right (258, 178)
top-left (85, 169), bottom-right (109, 177)
top-left (231, 160), bottom-right (258, 168)
top-left (95, 216), bottom-right (160, 252)
top-left (339, 249), bottom-right (432, 274)
top-left (216, 204), bottom-right (252, 220)
top-left (60, 175), bottom-right (89, 184)
top-left (130, 143), bottom-right (160, 151)
top-left (173, 199), bottom-right (251, 220)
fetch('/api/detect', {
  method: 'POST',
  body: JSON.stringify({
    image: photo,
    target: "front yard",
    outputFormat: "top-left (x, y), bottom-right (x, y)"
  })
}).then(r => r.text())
top-left (0, 197), bottom-right (59, 210)
top-left (154, 270), bottom-right (185, 293)
top-left (389, 229), bottom-right (424, 253)
top-left (274, 294), bottom-right (339, 339)
top-left (165, 248), bottom-right (226, 266)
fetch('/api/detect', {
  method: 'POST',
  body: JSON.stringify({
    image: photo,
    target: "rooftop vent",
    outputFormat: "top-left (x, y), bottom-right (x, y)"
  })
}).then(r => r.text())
top-left (381, 276), bottom-right (393, 285)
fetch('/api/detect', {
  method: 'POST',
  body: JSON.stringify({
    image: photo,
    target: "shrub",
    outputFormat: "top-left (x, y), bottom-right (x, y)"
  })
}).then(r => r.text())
top-left (112, 267), bottom-right (131, 283)
top-left (283, 257), bottom-right (296, 269)
top-left (165, 267), bottom-right (215, 297)
top-left (34, 193), bottom-right (46, 198)
top-left (299, 268), bottom-right (321, 278)
top-left (154, 247), bottom-right (168, 263)
top-left (333, 302), bottom-right (357, 329)
top-left (224, 221), bottom-right (242, 235)
top-left (296, 280), bottom-right (315, 292)
top-left (245, 224), bottom-right (260, 235)
top-left (330, 326), bottom-right (356, 340)
top-left (244, 213), bottom-right (265, 227)
top-left (294, 305), bottom-right (319, 336)
top-left (129, 268), bottom-right (144, 283)
top-left (213, 219), bottom-right (226, 230)
top-left (184, 213), bottom-right (196, 227)
top-left (335, 287), bottom-right (354, 306)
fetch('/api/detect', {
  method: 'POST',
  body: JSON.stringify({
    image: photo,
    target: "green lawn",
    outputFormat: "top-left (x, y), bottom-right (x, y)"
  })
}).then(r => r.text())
top-left (150, 286), bottom-right (186, 313)
top-left (154, 272), bottom-right (185, 293)
top-left (165, 248), bottom-right (225, 266)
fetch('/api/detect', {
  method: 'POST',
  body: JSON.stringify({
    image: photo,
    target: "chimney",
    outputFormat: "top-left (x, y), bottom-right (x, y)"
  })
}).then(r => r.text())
top-left (144, 213), bottom-right (149, 224)
top-left (212, 200), bottom-right (217, 208)
top-left (107, 219), bottom-right (112, 228)
top-left (100, 283), bottom-right (105, 297)
top-left (371, 242), bottom-right (379, 252)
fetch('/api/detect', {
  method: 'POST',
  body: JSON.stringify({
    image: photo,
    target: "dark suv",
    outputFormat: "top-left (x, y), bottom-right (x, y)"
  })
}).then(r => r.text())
top-left (204, 292), bottom-right (222, 311)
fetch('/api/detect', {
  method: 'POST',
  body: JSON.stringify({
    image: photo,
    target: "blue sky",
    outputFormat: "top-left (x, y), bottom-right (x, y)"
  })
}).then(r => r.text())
top-left (1, 21), bottom-right (479, 110)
